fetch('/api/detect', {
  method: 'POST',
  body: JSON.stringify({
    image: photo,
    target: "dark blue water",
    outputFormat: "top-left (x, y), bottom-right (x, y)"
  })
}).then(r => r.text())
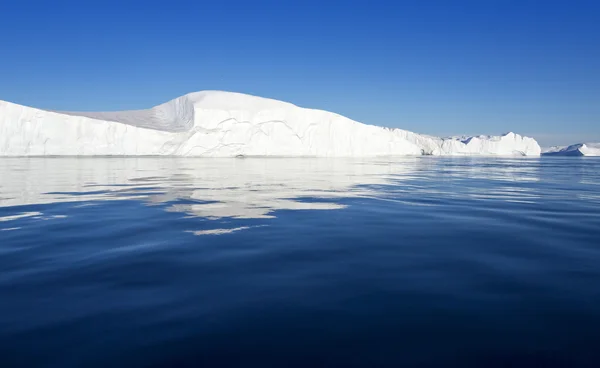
top-left (1, 157), bottom-right (599, 367)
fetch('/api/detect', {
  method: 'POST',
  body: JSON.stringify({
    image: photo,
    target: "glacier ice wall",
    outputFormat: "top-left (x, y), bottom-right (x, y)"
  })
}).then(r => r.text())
top-left (0, 91), bottom-right (541, 157)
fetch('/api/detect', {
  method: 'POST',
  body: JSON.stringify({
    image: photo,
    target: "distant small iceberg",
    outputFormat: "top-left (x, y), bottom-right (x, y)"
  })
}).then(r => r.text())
top-left (543, 143), bottom-right (600, 157)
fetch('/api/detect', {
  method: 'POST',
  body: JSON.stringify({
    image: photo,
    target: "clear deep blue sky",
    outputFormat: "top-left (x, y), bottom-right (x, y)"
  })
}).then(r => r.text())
top-left (1, 0), bottom-right (598, 146)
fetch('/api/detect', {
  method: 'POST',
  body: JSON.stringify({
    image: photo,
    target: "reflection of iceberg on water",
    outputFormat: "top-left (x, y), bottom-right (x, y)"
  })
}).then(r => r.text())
top-left (0, 158), bottom-right (421, 233)
top-left (0, 157), bottom-right (557, 234)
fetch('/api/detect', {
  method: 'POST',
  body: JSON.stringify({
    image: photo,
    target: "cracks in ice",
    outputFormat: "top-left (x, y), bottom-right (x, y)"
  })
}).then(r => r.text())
top-left (160, 116), bottom-right (321, 156)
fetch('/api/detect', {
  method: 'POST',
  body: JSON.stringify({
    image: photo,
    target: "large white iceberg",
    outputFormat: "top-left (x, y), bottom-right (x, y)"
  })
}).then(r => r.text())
top-left (543, 143), bottom-right (600, 157)
top-left (0, 91), bottom-right (541, 157)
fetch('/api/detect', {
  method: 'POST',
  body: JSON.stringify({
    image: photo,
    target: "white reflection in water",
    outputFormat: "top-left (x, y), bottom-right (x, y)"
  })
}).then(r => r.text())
top-left (0, 158), bottom-right (415, 216)
top-left (0, 157), bottom-right (572, 234)
top-left (0, 212), bottom-right (43, 222)
top-left (186, 225), bottom-right (268, 236)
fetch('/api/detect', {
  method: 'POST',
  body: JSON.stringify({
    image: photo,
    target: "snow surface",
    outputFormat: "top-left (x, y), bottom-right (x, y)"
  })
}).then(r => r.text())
top-left (543, 143), bottom-right (600, 157)
top-left (0, 91), bottom-right (541, 156)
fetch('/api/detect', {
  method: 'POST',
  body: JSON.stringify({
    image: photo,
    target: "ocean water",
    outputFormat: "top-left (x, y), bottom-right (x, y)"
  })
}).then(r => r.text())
top-left (1, 157), bottom-right (599, 367)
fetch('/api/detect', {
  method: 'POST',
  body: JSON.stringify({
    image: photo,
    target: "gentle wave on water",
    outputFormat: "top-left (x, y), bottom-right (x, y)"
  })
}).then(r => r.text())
top-left (1, 157), bottom-right (599, 367)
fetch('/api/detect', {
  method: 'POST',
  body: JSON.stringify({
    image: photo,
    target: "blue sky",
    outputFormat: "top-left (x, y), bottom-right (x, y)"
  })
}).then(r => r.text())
top-left (0, 0), bottom-right (598, 146)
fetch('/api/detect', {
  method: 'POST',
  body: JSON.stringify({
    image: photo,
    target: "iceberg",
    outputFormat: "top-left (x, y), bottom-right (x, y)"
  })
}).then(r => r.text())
top-left (542, 143), bottom-right (600, 157)
top-left (0, 91), bottom-right (541, 157)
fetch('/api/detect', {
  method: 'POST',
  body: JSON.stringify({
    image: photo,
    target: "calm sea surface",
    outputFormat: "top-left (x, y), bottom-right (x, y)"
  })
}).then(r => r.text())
top-left (1, 157), bottom-right (599, 367)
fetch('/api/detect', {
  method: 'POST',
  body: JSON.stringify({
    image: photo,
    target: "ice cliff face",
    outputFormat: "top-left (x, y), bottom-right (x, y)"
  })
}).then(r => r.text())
top-left (0, 91), bottom-right (541, 156)
top-left (543, 143), bottom-right (600, 157)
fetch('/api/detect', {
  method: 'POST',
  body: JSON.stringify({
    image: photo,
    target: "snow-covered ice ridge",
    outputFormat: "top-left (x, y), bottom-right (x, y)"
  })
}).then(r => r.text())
top-left (0, 91), bottom-right (541, 156)
top-left (543, 143), bottom-right (600, 157)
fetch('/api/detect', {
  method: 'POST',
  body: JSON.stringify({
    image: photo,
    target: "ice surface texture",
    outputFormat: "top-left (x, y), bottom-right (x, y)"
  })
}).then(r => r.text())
top-left (0, 91), bottom-right (541, 156)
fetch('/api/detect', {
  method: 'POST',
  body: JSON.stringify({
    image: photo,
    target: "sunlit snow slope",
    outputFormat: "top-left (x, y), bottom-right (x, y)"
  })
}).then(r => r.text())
top-left (0, 91), bottom-right (541, 156)
top-left (543, 143), bottom-right (600, 156)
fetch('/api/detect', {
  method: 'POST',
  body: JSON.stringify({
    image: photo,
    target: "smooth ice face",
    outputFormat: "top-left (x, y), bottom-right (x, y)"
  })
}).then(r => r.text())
top-left (543, 143), bottom-right (600, 157)
top-left (0, 91), bottom-right (541, 157)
